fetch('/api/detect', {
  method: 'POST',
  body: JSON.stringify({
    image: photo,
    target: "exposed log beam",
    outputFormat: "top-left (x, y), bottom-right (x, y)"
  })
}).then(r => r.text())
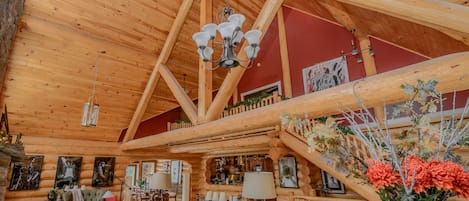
top-left (169, 135), bottom-right (271, 153)
top-left (280, 132), bottom-right (380, 201)
top-left (320, 0), bottom-right (383, 123)
top-left (197, 0), bottom-right (213, 123)
top-left (158, 64), bottom-right (198, 123)
top-left (205, 0), bottom-right (285, 121)
top-left (277, 7), bottom-right (293, 98)
top-left (120, 52), bottom-right (469, 150)
top-left (122, 0), bottom-right (194, 142)
top-left (335, 0), bottom-right (469, 46)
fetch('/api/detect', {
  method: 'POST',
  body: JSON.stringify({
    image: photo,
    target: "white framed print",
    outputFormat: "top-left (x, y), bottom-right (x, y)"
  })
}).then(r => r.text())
top-left (303, 56), bottom-right (349, 94)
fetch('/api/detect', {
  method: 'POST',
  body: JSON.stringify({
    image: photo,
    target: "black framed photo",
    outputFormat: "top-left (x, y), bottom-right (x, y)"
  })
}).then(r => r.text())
top-left (9, 155), bottom-right (44, 191)
top-left (54, 156), bottom-right (83, 188)
top-left (278, 156), bottom-right (299, 188)
top-left (92, 157), bottom-right (115, 187)
top-left (321, 170), bottom-right (345, 194)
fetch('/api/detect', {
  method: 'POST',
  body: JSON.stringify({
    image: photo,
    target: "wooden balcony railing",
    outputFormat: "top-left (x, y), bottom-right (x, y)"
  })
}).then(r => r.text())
top-left (283, 116), bottom-right (371, 169)
top-left (168, 92), bottom-right (284, 131)
top-left (221, 91), bottom-right (283, 118)
top-left (167, 122), bottom-right (192, 131)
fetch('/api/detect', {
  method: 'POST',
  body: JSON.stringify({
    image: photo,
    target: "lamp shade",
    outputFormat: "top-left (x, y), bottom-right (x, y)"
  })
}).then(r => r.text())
top-left (242, 172), bottom-right (276, 199)
top-left (192, 32), bottom-right (211, 48)
top-left (244, 46), bottom-right (260, 60)
top-left (211, 192), bottom-right (219, 201)
top-left (244, 30), bottom-right (262, 46)
top-left (202, 23), bottom-right (217, 39)
top-left (197, 47), bottom-right (213, 61)
top-left (205, 191), bottom-right (212, 201)
top-left (217, 22), bottom-right (237, 39)
top-left (232, 31), bottom-right (243, 45)
top-left (102, 190), bottom-right (114, 198)
top-left (149, 173), bottom-right (171, 190)
top-left (228, 14), bottom-right (246, 29)
top-left (218, 192), bottom-right (226, 201)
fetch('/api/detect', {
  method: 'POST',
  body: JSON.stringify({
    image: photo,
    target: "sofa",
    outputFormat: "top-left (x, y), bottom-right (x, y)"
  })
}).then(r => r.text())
top-left (62, 189), bottom-right (105, 201)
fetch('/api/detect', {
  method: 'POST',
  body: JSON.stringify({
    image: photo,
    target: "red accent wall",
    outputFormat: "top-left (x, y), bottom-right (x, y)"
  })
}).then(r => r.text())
top-left (370, 37), bottom-right (428, 73)
top-left (238, 6), bottom-right (367, 98)
top-left (284, 7), bottom-right (366, 97)
top-left (237, 16), bottom-right (283, 97)
top-left (118, 107), bottom-right (180, 142)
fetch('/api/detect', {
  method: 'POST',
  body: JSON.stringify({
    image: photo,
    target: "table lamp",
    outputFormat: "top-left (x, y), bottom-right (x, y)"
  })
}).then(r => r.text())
top-left (150, 173), bottom-right (171, 201)
top-left (242, 172), bottom-right (276, 200)
top-left (102, 190), bottom-right (116, 201)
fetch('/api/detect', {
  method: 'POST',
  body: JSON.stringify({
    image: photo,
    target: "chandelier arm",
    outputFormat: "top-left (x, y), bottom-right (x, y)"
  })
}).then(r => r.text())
top-left (204, 62), bottom-right (221, 71)
top-left (238, 62), bottom-right (253, 70)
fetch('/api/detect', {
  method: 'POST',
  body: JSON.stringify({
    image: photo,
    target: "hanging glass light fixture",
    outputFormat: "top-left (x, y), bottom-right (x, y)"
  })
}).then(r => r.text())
top-left (192, 0), bottom-right (261, 70)
top-left (81, 51), bottom-right (104, 127)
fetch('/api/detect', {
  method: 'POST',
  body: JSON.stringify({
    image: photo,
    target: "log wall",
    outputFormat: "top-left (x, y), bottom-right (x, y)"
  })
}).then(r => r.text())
top-left (4, 135), bottom-right (203, 201)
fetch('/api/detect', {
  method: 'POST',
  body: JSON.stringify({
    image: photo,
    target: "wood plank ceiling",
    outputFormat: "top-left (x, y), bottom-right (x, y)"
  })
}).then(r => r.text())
top-left (2, 0), bottom-right (468, 142)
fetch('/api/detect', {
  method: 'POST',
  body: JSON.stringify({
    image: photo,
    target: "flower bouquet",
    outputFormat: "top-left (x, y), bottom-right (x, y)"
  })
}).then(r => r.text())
top-left (282, 80), bottom-right (469, 201)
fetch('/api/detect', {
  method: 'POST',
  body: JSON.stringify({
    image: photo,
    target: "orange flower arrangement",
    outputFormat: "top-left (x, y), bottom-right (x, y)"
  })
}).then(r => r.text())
top-left (365, 160), bottom-right (401, 189)
top-left (365, 156), bottom-right (469, 200)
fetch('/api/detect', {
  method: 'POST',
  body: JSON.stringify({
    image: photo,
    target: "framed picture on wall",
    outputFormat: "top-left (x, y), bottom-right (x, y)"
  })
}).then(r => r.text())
top-left (320, 170), bottom-right (345, 194)
top-left (92, 157), bottom-right (115, 187)
top-left (170, 160), bottom-right (182, 184)
top-left (9, 155), bottom-right (44, 191)
top-left (54, 156), bottom-right (83, 188)
top-left (126, 164), bottom-right (138, 186)
top-left (303, 56), bottom-right (349, 94)
top-left (278, 156), bottom-right (299, 188)
top-left (142, 161), bottom-right (156, 177)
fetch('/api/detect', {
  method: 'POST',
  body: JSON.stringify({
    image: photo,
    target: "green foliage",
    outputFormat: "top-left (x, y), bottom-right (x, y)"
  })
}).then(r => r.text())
top-left (377, 185), bottom-right (454, 201)
top-left (175, 118), bottom-right (191, 123)
top-left (224, 92), bottom-right (289, 111)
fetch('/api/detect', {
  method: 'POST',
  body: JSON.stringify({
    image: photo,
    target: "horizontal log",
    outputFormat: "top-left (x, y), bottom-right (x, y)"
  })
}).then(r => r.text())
top-left (336, 0), bottom-right (469, 45)
top-left (168, 135), bottom-right (271, 153)
top-left (280, 132), bottom-right (379, 201)
top-left (121, 52), bottom-right (469, 150)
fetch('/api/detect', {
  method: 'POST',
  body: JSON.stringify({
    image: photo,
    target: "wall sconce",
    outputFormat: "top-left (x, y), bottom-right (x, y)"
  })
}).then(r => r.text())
top-left (81, 51), bottom-right (105, 127)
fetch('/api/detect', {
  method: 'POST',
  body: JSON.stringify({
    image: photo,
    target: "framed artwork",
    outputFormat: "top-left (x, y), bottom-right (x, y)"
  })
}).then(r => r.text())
top-left (141, 161), bottom-right (156, 177)
top-left (9, 155), bottom-right (44, 191)
top-left (278, 156), bottom-right (299, 188)
top-left (126, 164), bottom-right (138, 186)
top-left (303, 56), bottom-right (349, 94)
top-left (240, 81), bottom-right (282, 101)
top-left (320, 170), bottom-right (345, 194)
top-left (170, 160), bottom-right (182, 184)
top-left (54, 156), bottom-right (83, 188)
top-left (92, 157), bottom-right (115, 187)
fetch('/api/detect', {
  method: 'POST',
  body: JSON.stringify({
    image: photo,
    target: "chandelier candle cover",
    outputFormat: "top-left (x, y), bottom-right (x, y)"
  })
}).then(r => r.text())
top-left (192, 1), bottom-right (261, 69)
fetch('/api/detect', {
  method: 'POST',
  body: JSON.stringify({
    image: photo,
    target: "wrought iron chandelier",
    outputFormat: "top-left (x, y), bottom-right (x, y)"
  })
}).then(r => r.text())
top-left (192, 0), bottom-right (262, 70)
